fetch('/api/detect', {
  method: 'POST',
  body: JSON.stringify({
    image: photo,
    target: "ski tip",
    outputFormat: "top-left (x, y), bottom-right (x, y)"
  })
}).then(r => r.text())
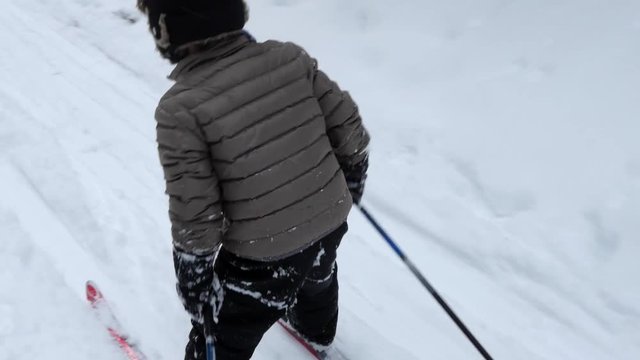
top-left (86, 280), bottom-right (102, 304)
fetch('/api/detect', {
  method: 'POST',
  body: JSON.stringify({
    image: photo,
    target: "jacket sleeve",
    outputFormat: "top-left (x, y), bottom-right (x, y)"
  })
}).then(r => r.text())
top-left (312, 61), bottom-right (370, 168)
top-left (156, 106), bottom-right (225, 256)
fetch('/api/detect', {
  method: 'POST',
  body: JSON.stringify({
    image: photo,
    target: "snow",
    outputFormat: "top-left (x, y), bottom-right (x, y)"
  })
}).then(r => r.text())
top-left (225, 282), bottom-right (288, 311)
top-left (1, 0), bottom-right (639, 359)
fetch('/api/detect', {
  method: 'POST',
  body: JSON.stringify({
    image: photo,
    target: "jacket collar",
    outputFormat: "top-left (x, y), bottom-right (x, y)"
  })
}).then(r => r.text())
top-left (168, 31), bottom-right (255, 81)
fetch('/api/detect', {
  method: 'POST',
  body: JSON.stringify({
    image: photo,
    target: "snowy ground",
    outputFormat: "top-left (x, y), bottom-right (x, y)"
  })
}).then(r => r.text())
top-left (1, 0), bottom-right (639, 359)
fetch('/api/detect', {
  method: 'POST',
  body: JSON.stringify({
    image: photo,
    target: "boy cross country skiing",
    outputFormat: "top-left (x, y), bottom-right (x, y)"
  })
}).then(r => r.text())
top-left (137, 1), bottom-right (369, 358)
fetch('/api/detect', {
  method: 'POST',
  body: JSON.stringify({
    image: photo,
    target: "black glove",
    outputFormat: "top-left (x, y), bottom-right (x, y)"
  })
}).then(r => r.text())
top-left (344, 155), bottom-right (368, 205)
top-left (173, 248), bottom-right (217, 325)
top-left (184, 323), bottom-right (207, 360)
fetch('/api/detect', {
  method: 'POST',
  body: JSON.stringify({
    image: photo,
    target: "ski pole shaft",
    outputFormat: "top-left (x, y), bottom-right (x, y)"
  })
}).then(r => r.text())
top-left (357, 205), bottom-right (494, 360)
top-left (203, 307), bottom-right (216, 360)
top-left (205, 340), bottom-right (215, 360)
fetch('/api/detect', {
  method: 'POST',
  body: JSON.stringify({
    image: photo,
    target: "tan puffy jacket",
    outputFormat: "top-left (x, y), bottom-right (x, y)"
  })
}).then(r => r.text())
top-left (156, 33), bottom-right (369, 260)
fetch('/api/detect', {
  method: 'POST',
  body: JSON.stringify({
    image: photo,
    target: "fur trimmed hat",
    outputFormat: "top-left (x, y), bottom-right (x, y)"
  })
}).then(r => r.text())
top-left (137, 0), bottom-right (249, 62)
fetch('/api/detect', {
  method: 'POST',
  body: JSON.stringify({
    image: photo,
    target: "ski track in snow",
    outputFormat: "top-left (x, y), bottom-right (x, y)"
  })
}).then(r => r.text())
top-left (1, 0), bottom-right (639, 359)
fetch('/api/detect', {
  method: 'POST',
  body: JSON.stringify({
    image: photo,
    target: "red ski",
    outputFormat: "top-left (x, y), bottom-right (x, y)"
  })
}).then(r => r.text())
top-left (86, 281), bottom-right (147, 360)
top-left (277, 320), bottom-right (324, 359)
top-left (277, 320), bottom-right (348, 360)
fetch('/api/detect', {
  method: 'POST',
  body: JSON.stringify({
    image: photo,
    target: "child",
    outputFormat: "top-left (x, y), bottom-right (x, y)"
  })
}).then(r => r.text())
top-left (137, 1), bottom-right (369, 358)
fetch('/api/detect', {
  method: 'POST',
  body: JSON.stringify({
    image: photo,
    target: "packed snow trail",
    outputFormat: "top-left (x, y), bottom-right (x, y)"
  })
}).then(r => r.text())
top-left (1, 0), bottom-right (639, 359)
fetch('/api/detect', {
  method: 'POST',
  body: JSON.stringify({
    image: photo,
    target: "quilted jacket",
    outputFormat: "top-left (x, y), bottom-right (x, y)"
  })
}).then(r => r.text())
top-left (156, 32), bottom-right (369, 260)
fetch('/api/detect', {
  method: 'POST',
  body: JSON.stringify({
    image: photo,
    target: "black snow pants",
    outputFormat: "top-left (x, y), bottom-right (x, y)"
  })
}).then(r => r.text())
top-left (185, 223), bottom-right (348, 360)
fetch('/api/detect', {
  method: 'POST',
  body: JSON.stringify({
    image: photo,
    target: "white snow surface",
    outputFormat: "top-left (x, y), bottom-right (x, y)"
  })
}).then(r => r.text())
top-left (1, 0), bottom-right (639, 359)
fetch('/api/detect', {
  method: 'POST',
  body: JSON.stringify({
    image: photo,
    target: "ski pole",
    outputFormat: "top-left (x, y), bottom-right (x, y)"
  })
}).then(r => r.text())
top-left (357, 205), bottom-right (494, 360)
top-left (205, 339), bottom-right (215, 360)
top-left (203, 307), bottom-right (216, 360)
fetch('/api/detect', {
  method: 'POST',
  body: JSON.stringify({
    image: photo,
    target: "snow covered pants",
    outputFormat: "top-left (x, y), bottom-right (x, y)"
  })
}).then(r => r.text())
top-left (185, 223), bottom-right (348, 360)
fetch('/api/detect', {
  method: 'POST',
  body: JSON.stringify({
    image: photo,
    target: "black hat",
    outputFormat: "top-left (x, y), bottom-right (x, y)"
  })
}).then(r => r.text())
top-left (137, 0), bottom-right (249, 62)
